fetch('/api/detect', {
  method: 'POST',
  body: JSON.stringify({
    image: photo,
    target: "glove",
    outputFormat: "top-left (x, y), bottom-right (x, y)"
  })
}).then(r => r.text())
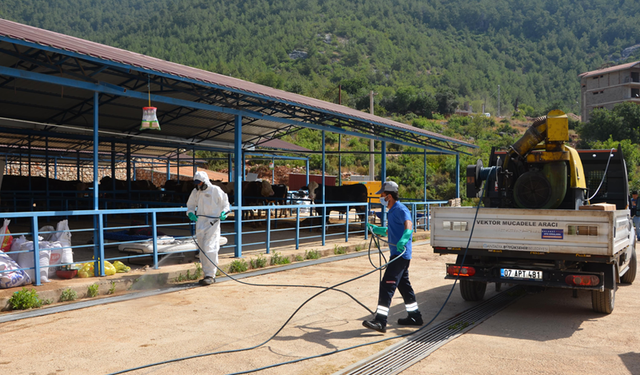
top-left (367, 223), bottom-right (387, 237)
top-left (188, 212), bottom-right (198, 222)
top-left (396, 229), bottom-right (413, 252)
top-left (220, 212), bottom-right (227, 221)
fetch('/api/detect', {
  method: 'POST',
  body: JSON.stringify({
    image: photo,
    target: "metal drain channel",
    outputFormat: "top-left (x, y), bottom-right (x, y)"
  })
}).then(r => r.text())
top-left (338, 286), bottom-right (526, 375)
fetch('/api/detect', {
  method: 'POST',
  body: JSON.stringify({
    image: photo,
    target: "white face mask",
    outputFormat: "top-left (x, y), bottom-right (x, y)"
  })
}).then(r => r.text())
top-left (379, 196), bottom-right (387, 206)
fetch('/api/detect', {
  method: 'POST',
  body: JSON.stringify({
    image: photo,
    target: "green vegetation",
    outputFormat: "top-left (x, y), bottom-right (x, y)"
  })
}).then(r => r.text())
top-left (87, 283), bottom-right (99, 298)
top-left (8, 288), bottom-right (50, 310)
top-left (333, 244), bottom-right (346, 255)
top-left (174, 263), bottom-right (203, 282)
top-left (4, 1), bottom-right (640, 197)
top-left (270, 252), bottom-right (291, 265)
top-left (576, 102), bottom-right (640, 191)
top-left (305, 250), bottom-right (321, 260)
top-left (228, 259), bottom-right (249, 273)
top-left (3, 0), bottom-right (638, 118)
top-left (107, 281), bottom-right (116, 295)
top-left (250, 254), bottom-right (268, 269)
top-left (294, 254), bottom-right (304, 261)
top-left (59, 288), bottom-right (77, 302)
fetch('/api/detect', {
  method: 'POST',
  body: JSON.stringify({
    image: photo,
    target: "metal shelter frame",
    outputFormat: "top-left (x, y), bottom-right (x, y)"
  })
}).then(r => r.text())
top-left (0, 19), bottom-right (475, 267)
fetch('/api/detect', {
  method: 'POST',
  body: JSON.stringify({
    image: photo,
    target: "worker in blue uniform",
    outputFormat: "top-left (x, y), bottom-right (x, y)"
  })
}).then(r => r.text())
top-left (363, 181), bottom-right (423, 333)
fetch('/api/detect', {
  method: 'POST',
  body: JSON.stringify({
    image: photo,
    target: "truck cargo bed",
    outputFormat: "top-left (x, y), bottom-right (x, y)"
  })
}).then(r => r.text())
top-left (430, 207), bottom-right (632, 257)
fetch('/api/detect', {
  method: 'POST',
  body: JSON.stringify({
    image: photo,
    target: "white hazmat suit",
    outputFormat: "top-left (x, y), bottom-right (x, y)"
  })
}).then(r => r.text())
top-left (186, 171), bottom-right (230, 280)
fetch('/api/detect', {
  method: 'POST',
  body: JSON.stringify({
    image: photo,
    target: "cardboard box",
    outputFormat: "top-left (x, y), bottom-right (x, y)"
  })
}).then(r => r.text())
top-left (578, 203), bottom-right (617, 211)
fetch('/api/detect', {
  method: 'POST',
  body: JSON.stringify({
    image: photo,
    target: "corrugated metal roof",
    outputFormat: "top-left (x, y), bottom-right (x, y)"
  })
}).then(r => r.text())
top-left (578, 61), bottom-right (640, 78)
top-left (0, 18), bottom-right (473, 152)
top-left (257, 138), bottom-right (311, 152)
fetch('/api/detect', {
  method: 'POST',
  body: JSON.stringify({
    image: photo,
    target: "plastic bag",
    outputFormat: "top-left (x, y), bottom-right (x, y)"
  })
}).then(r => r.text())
top-left (55, 220), bottom-right (73, 265)
top-left (78, 262), bottom-right (94, 278)
top-left (7, 235), bottom-right (26, 262)
top-left (104, 261), bottom-right (116, 276)
top-left (0, 251), bottom-right (31, 288)
top-left (0, 219), bottom-right (13, 252)
top-left (113, 261), bottom-right (131, 273)
top-left (17, 241), bottom-right (50, 283)
top-left (78, 260), bottom-right (117, 277)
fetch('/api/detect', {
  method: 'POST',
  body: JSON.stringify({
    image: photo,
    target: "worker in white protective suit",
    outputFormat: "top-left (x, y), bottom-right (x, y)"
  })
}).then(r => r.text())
top-left (186, 171), bottom-right (230, 286)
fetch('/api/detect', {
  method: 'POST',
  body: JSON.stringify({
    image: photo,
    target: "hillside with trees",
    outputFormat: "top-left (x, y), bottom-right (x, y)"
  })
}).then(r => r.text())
top-left (2, 0), bottom-right (640, 199)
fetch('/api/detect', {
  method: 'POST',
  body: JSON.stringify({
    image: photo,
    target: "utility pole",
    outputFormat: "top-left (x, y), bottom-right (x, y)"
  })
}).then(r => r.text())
top-left (338, 85), bottom-right (342, 186)
top-left (369, 90), bottom-right (375, 182)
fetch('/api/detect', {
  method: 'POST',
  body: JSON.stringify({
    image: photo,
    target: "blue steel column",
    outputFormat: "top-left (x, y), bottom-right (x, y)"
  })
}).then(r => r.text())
top-left (228, 153), bottom-right (233, 182)
top-left (338, 134), bottom-right (341, 186)
top-left (76, 150), bottom-right (80, 182)
top-left (93, 92), bottom-right (104, 276)
top-left (305, 159), bottom-right (309, 186)
top-left (177, 148), bottom-right (180, 178)
top-left (271, 156), bottom-right (275, 184)
top-left (423, 151), bottom-right (427, 200)
top-left (424, 150), bottom-right (428, 231)
top-left (234, 115), bottom-right (243, 257)
top-left (31, 218), bottom-right (41, 285)
top-left (456, 153), bottom-right (460, 198)
top-left (111, 142), bottom-right (116, 183)
top-left (192, 147), bottom-right (196, 177)
top-left (321, 130), bottom-right (326, 246)
top-left (381, 141), bottom-right (386, 227)
top-left (166, 159), bottom-right (171, 180)
top-left (45, 137), bottom-right (49, 211)
top-left (126, 142), bottom-right (131, 193)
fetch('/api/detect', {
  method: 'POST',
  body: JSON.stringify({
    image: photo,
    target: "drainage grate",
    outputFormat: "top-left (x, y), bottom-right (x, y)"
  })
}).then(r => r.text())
top-left (338, 286), bottom-right (526, 375)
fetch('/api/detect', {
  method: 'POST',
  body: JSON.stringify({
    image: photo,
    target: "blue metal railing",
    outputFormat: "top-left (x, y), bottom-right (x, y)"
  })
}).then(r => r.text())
top-left (0, 199), bottom-right (449, 286)
top-left (0, 202), bottom-right (371, 286)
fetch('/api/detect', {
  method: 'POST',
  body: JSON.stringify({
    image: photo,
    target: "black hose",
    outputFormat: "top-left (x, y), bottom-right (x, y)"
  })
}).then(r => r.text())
top-left (108, 225), bottom-right (403, 375)
top-left (226, 180), bottom-right (491, 375)
top-left (110, 188), bottom-right (490, 375)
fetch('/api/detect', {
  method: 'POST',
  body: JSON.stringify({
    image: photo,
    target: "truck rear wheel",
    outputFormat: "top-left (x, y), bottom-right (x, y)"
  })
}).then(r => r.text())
top-left (591, 287), bottom-right (615, 314)
top-left (460, 280), bottom-right (487, 301)
top-left (621, 247), bottom-right (637, 284)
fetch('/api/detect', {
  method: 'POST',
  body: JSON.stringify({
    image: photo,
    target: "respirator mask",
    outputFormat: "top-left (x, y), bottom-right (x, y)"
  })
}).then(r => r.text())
top-left (195, 181), bottom-right (208, 191)
top-left (379, 196), bottom-right (387, 206)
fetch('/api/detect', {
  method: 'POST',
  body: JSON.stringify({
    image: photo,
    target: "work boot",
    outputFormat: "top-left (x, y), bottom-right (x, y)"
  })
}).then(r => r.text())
top-left (398, 312), bottom-right (423, 326)
top-left (199, 276), bottom-right (215, 286)
top-left (362, 319), bottom-right (386, 333)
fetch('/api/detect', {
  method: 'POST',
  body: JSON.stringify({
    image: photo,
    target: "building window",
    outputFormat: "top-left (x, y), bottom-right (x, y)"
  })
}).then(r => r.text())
top-left (633, 88), bottom-right (640, 98)
top-left (632, 72), bottom-right (639, 82)
top-left (593, 91), bottom-right (598, 95)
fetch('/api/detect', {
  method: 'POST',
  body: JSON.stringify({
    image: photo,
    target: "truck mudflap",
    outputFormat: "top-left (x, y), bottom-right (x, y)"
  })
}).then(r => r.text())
top-left (445, 263), bottom-right (606, 291)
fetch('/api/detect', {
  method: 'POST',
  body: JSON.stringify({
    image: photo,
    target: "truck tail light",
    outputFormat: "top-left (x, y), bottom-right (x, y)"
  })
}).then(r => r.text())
top-left (565, 275), bottom-right (599, 286)
top-left (447, 265), bottom-right (476, 277)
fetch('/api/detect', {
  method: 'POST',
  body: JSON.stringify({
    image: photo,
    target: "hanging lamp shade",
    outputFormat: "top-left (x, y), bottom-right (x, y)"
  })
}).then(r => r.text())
top-left (140, 107), bottom-right (161, 130)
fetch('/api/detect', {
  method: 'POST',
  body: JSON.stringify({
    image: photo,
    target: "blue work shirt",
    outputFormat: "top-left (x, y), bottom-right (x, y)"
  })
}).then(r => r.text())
top-left (387, 200), bottom-right (412, 259)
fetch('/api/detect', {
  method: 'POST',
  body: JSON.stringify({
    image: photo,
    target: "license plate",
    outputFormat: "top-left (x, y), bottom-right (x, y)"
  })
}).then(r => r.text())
top-left (500, 268), bottom-right (543, 280)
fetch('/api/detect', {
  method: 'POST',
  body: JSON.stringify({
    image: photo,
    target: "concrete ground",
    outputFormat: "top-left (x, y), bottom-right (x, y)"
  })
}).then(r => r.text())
top-left (1, 212), bottom-right (394, 310)
top-left (1, 241), bottom-right (638, 375)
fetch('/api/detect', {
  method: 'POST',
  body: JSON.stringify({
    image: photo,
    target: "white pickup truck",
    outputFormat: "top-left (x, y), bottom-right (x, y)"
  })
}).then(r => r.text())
top-left (431, 206), bottom-right (637, 313)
